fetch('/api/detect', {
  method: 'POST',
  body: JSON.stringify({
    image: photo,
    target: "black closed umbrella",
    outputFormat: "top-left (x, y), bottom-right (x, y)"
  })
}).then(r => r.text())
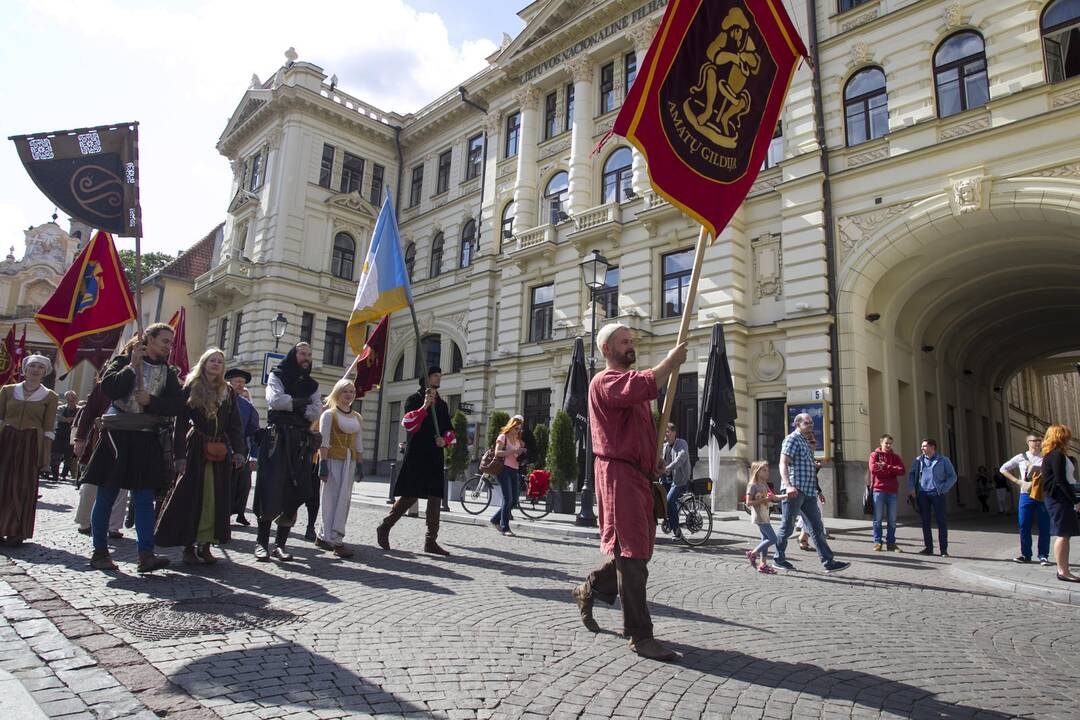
top-left (564, 336), bottom-right (590, 445)
top-left (696, 323), bottom-right (738, 451)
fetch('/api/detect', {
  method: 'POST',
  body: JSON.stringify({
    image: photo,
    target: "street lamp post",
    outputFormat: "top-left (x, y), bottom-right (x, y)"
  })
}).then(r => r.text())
top-left (576, 249), bottom-right (609, 527)
top-left (270, 312), bottom-right (289, 351)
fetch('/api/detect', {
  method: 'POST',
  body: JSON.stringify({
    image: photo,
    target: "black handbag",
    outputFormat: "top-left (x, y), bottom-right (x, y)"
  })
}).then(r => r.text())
top-left (862, 484), bottom-right (875, 515)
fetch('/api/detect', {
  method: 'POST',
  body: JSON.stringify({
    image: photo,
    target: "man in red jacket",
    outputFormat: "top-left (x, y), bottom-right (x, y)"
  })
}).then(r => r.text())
top-left (869, 434), bottom-right (907, 551)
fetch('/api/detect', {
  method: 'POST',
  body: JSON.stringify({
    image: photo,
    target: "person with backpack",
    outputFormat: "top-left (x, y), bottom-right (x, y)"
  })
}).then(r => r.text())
top-left (1000, 434), bottom-right (1050, 565)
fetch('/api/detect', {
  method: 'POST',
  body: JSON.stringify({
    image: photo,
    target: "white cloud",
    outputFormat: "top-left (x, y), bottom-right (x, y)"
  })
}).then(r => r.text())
top-left (2, 0), bottom-right (498, 258)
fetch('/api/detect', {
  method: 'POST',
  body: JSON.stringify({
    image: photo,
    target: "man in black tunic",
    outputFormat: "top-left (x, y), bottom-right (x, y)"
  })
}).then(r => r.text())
top-left (376, 366), bottom-right (453, 555)
top-left (83, 323), bottom-right (185, 573)
top-left (254, 343), bottom-right (321, 561)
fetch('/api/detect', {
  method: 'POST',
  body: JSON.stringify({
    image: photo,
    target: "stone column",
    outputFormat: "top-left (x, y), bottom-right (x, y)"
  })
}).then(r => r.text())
top-left (511, 86), bottom-right (540, 230)
top-left (566, 57), bottom-right (595, 215)
top-left (481, 113), bottom-right (502, 253)
top-left (629, 21), bottom-right (658, 194)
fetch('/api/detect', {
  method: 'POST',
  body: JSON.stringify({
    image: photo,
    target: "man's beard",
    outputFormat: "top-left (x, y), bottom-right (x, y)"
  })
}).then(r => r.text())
top-left (299, 361), bottom-right (312, 372)
top-left (613, 349), bottom-right (636, 367)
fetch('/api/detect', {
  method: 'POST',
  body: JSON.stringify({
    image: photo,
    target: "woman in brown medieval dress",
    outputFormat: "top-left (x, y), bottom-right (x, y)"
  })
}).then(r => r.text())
top-left (155, 348), bottom-right (244, 565)
top-left (0, 354), bottom-right (59, 547)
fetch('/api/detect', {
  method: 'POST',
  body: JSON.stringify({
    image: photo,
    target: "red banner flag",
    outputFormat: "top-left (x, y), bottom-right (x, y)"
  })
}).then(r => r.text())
top-left (353, 314), bottom-right (389, 397)
top-left (168, 307), bottom-right (190, 381)
top-left (34, 230), bottom-right (136, 370)
top-left (0, 325), bottom-right (19, 385)
top-left (611, 0), bottom-right (807, 240)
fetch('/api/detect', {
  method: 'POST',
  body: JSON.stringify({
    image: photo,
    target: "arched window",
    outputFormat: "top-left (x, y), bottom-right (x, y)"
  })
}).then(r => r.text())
top-left (1043, 0), bottom-right (1080, 82)
top-left (331, 232), bottom-right (355, 280)
top-left (545, 171), bottom-right (569, 225)
top-left (460, 219), bottom-right (475, 269)
top-left (934, 31), bottom-right (989, 118)
top-left (844, 67), bottom-right (888, 146)
top-left (601, 147), bottom-right (633, 203)
top-left (404, 242), bottom-right (416, 281)
top-left (451, 342), bottom-right (464, 373)
top-left (420, 334), bottom-right (441, 373)
top-left (501, 202), bottom-right (516, 242)
top-left (392, 355), bottom-right (405, 382)
top-left (430, 232), bottom-right (444, 278)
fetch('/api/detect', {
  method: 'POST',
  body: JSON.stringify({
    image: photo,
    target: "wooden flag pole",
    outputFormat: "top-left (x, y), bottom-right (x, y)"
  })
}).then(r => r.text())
top-left (655, 224), bottom-right (709, 458)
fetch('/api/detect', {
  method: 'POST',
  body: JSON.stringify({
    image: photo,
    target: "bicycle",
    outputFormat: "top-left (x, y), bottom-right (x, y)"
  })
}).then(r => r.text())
top-left (660, 477), bottom-right (714, 547)
top-left (459, 469), bottom-right (552, 520)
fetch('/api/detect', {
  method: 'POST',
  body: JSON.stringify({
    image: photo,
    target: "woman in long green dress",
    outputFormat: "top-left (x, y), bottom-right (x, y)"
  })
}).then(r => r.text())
top-left (155, 348), bottom-right (244, 565)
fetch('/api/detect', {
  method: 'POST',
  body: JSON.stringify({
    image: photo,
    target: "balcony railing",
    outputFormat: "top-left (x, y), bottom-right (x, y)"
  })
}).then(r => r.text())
top-left (573, 202), bottom-right (622, 231)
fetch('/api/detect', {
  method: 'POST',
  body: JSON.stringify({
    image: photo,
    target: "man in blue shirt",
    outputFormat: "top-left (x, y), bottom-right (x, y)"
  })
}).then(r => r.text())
top-left (774, 413), bottom-right (849, 572)
top-left (907, 438), bottom-right (957, 556)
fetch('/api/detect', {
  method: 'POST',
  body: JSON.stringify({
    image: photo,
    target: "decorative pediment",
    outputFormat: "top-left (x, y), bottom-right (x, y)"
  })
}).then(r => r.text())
top-left (325, 191), bottom-right (378, 220)
top-left (219, 88), bottom-right (273, 145)
top-left (228, 188), bottom-right (260, 214)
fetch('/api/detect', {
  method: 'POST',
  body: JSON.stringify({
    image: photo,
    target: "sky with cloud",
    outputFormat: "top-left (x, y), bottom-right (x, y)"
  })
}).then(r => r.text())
top-left (0, 0), bottom-right (524, 259)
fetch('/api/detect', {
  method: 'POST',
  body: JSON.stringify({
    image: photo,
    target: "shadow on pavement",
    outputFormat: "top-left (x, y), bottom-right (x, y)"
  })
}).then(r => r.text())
top-left (506, 585), bottom-right (765, 632)
top-left (171, 640), bottom-right (426, 716)
top-left (669, 645), bottom-right (1014, 719)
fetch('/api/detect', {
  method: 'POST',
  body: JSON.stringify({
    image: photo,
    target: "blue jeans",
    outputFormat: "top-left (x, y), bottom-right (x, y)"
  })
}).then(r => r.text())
top-left (1018, 492), bottom-right (1050, 559)
top-left (92, 486), bottom-right (156, 552)
top-left (872, 491), bottom-right (898, 545)
top-left (776, 491), bottom-right (834, 565)
top-left (753, 523), bottom-right (778, 555)
top-left (667, 483), bottom-right (687, 532)
top-left (917, 492), bottom-right (948, 552)
top-left (490, 467), bottom-right (519, 532)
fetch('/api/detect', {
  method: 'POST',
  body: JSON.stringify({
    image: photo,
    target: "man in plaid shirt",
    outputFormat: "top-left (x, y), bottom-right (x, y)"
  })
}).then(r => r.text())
top-left (774, 413), bottom-right (849, 572)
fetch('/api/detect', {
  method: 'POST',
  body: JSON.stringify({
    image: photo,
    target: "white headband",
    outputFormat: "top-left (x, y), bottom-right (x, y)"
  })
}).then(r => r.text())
top-left (595, 323), bottom-right (630, 353)
top-left (23, 354), bottom-right (52, 374)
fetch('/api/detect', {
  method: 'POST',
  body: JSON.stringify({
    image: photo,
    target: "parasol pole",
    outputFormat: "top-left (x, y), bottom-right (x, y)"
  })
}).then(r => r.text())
top-left (655, 223), bottom-right (709, 458)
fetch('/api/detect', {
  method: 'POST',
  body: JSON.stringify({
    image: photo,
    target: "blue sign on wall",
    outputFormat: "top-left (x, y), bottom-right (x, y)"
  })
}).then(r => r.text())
top-left (785, 401), bottom-right (830, 459)
top-left (262, 352), bottom-right (286, 385)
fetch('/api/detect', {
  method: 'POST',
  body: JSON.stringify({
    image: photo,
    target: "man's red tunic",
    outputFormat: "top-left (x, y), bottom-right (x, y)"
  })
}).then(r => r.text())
top-left (589, 367), bottom-right (658, 560)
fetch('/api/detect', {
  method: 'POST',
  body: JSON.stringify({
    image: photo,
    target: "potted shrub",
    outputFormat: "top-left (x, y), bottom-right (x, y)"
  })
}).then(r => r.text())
top-left (444, 410), bottom-right (470, 501)
top-left (546, 410), bottom-right (577, 514)
top-left (532, 423), bottom-right (549, 471)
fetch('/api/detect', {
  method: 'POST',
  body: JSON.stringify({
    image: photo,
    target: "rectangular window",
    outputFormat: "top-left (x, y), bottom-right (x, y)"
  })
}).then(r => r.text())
top-left (565, 83), bottom-right (575, 133)
top-left (505, 111), bottom-right (521, 158)
top-left (839, 0), bottom-right (872, 11)
top-left (231, 311), bottom-right (243, 357)
top-left (248, 149), bottom-right (264, 192)
top-left (529, 283), bottom-right (554, 342)
top-left (409, 164), bottom-right (424, 207)
top-left (340, 152), bottom-right (365, 194)
top-left (661, 249), bottom-right (693, 318)
top-left (543, 92), bottom-right (557, 140)
top-left (369, 163), bottom-right (385, 206)
top-left (436, 149), bottom-right (452, 195)
top-left (324, 318), bottom-right (347, 367)
top-left (218, 316), bottom-right (229, 351)
top-left (465, 134), bottom-right (483, 180)
top-left (757, 399), bottom-right (787, 491)
top-left (318, 144), bottom-right (335, 188)
top-left (594, 267), bottom-right (619, 319)
top-left (600, 62), bottom-right (615, 114)
top-left (764, 122), bottom-right (783, 169)
top-left (300, 312), bottom-right (314, 345)
top-left (523, 388), bottom-right (552, 431)
top-left (624, 52), bottom-right (637, 96)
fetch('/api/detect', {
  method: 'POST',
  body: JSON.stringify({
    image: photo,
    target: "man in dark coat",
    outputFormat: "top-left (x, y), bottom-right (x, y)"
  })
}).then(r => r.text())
top-left (83, 323), bottom-right (185, 573)
top-left (253, 343), bottom-right (321, 561)
top-left (376, 366), bottom-right (453, 555)
top-left (225, 369), bottom-right (259, 525)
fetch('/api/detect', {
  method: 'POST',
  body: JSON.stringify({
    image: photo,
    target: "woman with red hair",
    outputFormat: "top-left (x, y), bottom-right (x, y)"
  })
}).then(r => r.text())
top-left (1040, 424), bottom-right (1080, 582)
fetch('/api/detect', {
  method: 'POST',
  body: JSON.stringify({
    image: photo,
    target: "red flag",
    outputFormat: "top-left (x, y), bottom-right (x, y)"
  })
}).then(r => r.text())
top-left (353, 315), bottom-right (389, 396)
top-left (34, 230), bottom-right (136, 370)
top-left (610, 0), bottom-right (807, 240)
top-left (0, 325), bottom-right (17, 385)
top-left (167, 308), bottom-right (190, 381)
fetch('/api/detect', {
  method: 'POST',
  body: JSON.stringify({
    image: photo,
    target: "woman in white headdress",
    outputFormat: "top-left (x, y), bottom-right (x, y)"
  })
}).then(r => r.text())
top-left (0, 354), bottom-right (59, 546)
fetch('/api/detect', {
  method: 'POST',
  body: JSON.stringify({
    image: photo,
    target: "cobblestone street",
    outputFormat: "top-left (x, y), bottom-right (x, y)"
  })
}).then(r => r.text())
top-left (3, 480), bottom-right (1078, 719)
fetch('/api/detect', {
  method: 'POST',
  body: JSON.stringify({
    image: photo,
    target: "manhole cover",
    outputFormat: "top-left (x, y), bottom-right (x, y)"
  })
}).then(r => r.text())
top-left (100, 596), bottom-right (300, 640)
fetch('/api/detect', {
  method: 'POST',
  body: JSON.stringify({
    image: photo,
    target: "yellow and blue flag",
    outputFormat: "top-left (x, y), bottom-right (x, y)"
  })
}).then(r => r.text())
top-left (347, 195), bottom-right (413, 353)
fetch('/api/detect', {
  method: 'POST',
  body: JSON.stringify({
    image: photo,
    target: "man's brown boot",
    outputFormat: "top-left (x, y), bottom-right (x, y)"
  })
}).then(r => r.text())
top-left (90, 549), bottom-right (117, 571)
top-left (571, 584), bottom-right (601, 632)
top-left (377, 497), bottom-right (413, 550)
top-left (137, 551), bottom-right (171, 574)
top-left (423, 498), bottom-right (450, 556)
top-left (629, 637), bottom-right (680, 662)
